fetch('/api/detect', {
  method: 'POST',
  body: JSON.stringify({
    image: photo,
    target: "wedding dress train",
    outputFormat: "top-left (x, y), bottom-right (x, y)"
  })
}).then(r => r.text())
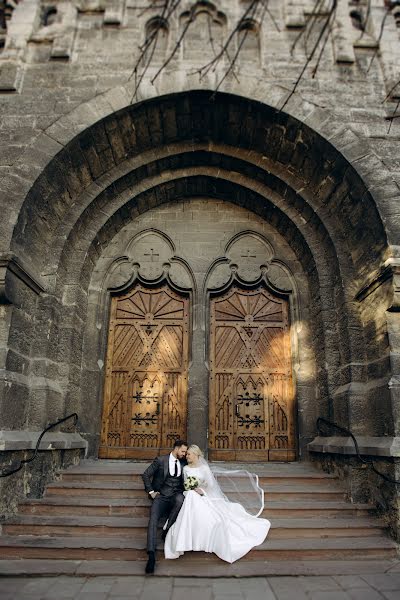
top-left (164, 463), bottom-right (270, 563)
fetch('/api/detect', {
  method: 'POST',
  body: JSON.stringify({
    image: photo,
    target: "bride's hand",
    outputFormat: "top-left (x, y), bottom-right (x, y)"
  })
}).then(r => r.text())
top-left (195, 488), bottom-right (204, 496)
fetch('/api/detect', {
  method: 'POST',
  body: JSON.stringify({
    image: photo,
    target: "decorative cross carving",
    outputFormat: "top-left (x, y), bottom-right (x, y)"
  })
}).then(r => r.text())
top-left (144, 248), bottom-right (160, 262)
top-left (241, 249), bottom-right (256, 258)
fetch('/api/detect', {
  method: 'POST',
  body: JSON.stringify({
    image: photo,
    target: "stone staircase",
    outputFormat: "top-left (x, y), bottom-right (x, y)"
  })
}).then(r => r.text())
top-left (0, 460), bottom-right (398, 576)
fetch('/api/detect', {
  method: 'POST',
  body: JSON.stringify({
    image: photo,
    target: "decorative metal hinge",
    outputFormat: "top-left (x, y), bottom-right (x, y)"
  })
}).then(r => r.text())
top-left (237, 415), bottom-right (264, 428)
top-left (132, 412), bottom-right (158, 426)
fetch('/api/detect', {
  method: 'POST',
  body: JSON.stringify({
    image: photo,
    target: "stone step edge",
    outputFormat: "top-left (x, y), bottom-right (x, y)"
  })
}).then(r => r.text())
top-left (18, 497), bottom-right (373, 510)
top-left (0, 558), bottom-right (398, 577)
top-left (69, 460), bottom-right (338, 472)
top-left (0, 536), bottom-right (395, 551)
top-left (2, 515), bottom-right (386, 529)
top-left (60, 469), bottom-right (338, 479)
top-left (46, 481), bottom-right (345, 492)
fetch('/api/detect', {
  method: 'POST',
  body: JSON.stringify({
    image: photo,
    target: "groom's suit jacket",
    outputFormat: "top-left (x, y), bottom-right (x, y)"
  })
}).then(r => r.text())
top-left (142, 454), bottom-right (187, 495)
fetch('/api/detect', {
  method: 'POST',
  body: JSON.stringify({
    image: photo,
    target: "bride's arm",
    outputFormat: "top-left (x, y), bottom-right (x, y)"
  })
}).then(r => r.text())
top-left (196, 466), bottom-right (215, 496)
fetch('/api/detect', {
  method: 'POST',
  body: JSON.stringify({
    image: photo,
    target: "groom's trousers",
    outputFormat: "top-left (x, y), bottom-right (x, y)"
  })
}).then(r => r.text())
top-left (147, 493), bottom-right (184, 552)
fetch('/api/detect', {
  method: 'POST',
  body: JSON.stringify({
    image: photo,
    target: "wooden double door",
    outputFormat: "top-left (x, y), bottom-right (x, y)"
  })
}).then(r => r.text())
top-left (99, 284), bottom-right (189, 459)
top-left (208, 285), bottom-right (295, 462)
top-left (100, 282), bottom-right (295, 461)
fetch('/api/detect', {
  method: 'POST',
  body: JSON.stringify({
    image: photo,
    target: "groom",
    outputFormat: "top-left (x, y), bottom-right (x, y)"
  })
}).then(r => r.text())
top-left (142, 439), bottom-right (188, 574)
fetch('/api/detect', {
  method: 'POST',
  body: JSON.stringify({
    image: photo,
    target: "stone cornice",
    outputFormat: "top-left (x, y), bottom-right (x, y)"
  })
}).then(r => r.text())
top-left (0, 431), bottom-right (88, 454)
top-left (0, 253), bottom-right (45, 304)
top-left (308, 435), bottom-right (400, 458)
top-left (355, 258), bottom-right (400, 311)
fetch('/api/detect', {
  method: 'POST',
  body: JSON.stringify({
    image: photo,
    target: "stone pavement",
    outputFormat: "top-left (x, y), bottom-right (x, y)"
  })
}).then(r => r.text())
top-left (1, 574), bottom-right (400, 600)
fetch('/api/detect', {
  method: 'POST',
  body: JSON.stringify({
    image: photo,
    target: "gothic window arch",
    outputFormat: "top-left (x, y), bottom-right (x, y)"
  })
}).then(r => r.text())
top-left (181, 2), bottom-right (226, 61)
top-left (143, 16), bottom-right (169, 63)
top-left (0, 0), bottom-right (19, 52)
top-left (42, 7), bottom-right (58, 28)
top-left (237, 18), bottom-right (260, 64)
top-left (143, 16), bottom-right (169, 64)
top-left (349, 9), bottom-right (364, 31)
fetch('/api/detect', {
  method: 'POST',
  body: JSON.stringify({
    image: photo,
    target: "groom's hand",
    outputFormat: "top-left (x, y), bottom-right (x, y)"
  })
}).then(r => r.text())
top-left (149, 491), bottom-right (160, 500)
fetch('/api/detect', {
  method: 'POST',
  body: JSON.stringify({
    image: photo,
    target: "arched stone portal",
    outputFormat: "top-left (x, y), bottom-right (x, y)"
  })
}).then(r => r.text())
top-left (0, 91), bottom-right (395, 471)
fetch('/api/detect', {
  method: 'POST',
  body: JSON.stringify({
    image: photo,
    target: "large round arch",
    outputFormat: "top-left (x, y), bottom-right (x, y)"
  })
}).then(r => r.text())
top-left (0, 90), bottom-right (395, 465)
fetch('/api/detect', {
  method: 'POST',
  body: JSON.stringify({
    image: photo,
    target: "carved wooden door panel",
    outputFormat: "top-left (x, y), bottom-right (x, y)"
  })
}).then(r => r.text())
top-left (99, 283), bottom-right (189, 459)
top-left (209, 285), bottom-right (295, 462)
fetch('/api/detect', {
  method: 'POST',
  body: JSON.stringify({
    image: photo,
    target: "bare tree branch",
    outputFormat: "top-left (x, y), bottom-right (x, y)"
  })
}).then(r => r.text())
top-left (281, 0), bottom-right (337, 111)
top-left (195, 0), bottom-right (260, 81)
top-left (386, 97), bottom-right (400, 133)
top-left (290, 0), bottom-right (324, 56)
top-left (260, 0), bottom-right (280, 33)
top-left (312, 3), bottom-right (337, 78)
top-left (129, 0), bottom-right (182, 100)
top-left (150, 2), bottom-right (196, 86)
top-left (367, 5), bottom-right (390, 73)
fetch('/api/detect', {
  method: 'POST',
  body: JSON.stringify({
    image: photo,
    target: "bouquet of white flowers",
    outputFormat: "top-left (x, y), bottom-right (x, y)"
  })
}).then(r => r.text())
top-left (184, 475), bottom-right (199, 491)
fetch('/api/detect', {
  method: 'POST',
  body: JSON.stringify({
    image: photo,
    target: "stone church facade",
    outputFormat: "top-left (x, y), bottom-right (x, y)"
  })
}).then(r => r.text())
top-left (0, 0), bottom-right (400, 539)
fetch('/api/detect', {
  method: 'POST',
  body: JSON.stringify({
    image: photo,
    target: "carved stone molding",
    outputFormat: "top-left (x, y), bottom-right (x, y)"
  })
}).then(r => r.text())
top-left (105, 230), bottom-right (193, 292)
top-left (355, 258), bottom-right (400, 311)
top-left (0, 430), bottom-right (88, 453)
top-left (308, 435), bottom-right (400, 458)
top-left (0, 253), bottom-right (45, 305)
top-left (206, 231), bottom-right (294, 294)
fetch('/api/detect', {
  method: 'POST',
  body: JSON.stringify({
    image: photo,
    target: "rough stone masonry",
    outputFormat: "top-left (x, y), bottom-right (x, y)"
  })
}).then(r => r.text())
top-left (0, 0), bottom-right (399, 539)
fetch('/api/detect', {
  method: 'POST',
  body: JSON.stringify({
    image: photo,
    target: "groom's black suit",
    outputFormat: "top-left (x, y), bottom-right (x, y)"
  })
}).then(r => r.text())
top-left (142, 454), bottom-right (187, 553)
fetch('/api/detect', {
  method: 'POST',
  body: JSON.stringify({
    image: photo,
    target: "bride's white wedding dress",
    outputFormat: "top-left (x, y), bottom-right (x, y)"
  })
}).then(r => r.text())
top-left (164, 463), bottom-right (270, 563)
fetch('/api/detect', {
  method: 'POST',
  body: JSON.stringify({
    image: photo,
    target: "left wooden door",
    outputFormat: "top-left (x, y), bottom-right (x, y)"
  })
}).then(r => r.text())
top-left (99, 283), bottom-right (189, 459)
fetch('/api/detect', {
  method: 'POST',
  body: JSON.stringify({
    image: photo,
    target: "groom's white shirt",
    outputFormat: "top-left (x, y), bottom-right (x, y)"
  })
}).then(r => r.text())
top-left (149, 453), bottom-right (182, 496)
top-left (169, 452), bottom-right (182, 477)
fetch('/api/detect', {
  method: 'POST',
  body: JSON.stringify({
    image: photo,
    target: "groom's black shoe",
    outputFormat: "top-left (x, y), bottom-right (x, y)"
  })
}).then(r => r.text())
top-left (145, 551), bottom-right (155, 574)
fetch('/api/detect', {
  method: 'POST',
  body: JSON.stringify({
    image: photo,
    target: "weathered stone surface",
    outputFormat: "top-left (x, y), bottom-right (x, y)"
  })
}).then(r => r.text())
top-left (0, 0), bottom-right (400, 540)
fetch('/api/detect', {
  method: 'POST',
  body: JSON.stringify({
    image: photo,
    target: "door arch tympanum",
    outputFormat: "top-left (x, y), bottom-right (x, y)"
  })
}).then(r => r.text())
top-left (99, 283), bottom-right (189, 459)
top-left (208, 284), bottom-right (295, 462)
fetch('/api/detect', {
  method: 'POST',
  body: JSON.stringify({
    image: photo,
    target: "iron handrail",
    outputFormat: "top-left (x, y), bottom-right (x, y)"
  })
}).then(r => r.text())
top-left (316, 417), bottom-right (400, 486)
top-left (0, 413), bottom-right (78, 478)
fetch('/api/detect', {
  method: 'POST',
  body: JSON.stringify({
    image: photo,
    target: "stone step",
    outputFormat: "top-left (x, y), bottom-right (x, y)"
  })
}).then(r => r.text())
top-left (59, 462), bottom-right (340, 486)
top-left (65, 460), bottom-right (339, 475)
top-left (2, 514), bottom-right (386, 539)
top-left (18, 496), bottom-right (374, 518)
top-left (60, 472), bottom-right (340, 487)
top-left (0, 535), bottom-right (396, 562)
top-left (45, 481), bottom-right (346, 501)
top-left (0, 558), bottom-right (398, 577)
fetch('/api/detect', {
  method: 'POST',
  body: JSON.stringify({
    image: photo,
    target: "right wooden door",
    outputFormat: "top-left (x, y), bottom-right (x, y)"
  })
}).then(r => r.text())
top-left (208, 284), bottom-right (296, 462)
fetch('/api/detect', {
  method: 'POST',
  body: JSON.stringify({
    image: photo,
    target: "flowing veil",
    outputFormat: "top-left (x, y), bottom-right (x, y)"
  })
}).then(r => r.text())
top-left (199, 458), bottom-right (265, 517)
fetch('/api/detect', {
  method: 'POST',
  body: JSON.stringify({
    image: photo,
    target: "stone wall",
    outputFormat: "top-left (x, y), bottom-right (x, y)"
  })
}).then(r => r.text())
top-left (0, 0), bottom-right (399, 532)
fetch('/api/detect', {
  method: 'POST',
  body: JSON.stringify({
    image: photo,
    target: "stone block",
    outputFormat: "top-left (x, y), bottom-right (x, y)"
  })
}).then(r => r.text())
top-left (0, 62), bottom-right (22, 92)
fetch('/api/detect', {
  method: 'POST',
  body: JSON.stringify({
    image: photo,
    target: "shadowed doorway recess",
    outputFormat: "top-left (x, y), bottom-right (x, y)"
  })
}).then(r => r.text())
top-left (208, 284), bottom-right (295, 462)
top-left (99, 283), bottom-right (189, 459)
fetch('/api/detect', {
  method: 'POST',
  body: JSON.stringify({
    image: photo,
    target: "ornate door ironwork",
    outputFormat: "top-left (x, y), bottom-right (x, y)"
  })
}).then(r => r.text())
top-left (208, 284), bottom-right (295, 462)
top-left (99, 283), bottom-right (189, 459)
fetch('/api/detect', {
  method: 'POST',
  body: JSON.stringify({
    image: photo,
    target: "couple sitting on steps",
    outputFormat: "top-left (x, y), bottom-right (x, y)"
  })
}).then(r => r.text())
top-left (142, 440), bottom-right (270, 574)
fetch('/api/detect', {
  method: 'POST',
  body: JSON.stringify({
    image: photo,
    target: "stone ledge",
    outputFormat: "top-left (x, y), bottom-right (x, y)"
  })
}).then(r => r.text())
top-left (308, 436), bottom-right (400, 458)
top-left (0, 431), bottom-right (88, 454)
top-left (0, 253), bottom-right (45, 305)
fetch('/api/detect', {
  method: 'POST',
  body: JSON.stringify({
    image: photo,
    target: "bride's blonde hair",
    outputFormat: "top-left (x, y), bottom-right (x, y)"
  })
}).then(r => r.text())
top-left (188, 444), bottom-right (204, 458)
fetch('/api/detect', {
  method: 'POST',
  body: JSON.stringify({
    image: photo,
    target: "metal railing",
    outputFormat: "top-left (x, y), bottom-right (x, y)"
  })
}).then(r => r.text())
top-left (316, 417), bottom-right (400, 487)
top-left (0, 413), bottom-right (78, 478)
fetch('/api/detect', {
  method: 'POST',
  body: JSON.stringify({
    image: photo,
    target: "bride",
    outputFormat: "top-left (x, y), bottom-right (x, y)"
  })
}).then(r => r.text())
top-left (164, 444), bottom-right (270, 563)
